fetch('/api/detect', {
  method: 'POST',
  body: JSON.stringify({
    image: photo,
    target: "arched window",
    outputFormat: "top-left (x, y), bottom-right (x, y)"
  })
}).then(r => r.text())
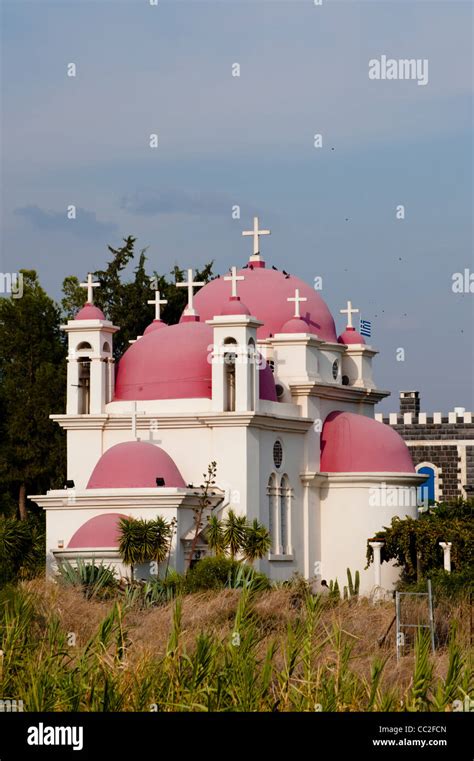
top-left (267, 473), bottom-right (279, 554)
top-left (102, 341), bottom-right (111, 354)
top-left (224, 338), bottom-right (237, 412)
top-left (76, 341), bottom-right (92, 352)
top-left (416, 463), bottom-right (439, 505)
top-left (78, 357), bottom-right (91, 414)
top-left (280, 475), bottom-right (291, 555)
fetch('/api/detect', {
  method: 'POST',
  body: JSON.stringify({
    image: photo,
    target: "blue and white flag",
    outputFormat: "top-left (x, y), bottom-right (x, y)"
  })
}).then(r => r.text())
top-left (360, 319), bottom-right (372, 338)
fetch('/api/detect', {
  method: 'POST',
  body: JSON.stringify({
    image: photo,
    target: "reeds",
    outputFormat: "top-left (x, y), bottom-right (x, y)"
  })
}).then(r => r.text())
top-left (0, 581), bottom-right (472, 712)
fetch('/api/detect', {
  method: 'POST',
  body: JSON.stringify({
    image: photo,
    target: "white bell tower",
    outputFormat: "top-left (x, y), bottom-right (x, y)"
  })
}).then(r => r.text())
top-left (62, 274), bottom-right (119, 414)
top-left (206, 266), bottom-right (263, 412)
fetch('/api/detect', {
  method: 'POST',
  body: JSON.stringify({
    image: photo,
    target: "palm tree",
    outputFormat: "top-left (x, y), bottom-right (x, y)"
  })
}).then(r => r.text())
top-left (222, 510), bottom-right (247, 560)
top-left (118, 516), bottom-right (173, 581)
top-left (206, 514), bottom-right (225, 556)
top-left (242, 519), bottom-right (271, 564)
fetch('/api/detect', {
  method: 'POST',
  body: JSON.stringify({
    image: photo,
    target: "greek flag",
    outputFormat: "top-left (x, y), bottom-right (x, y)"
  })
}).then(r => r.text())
top-left (360, 319), bottom-right (371, 338)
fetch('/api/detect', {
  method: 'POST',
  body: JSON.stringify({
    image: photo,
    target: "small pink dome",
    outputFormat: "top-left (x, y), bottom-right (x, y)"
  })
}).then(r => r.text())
top-left (320, 411), bottom-right (415, 473)
top-left (338, 327), bottom-right (366, 345)
top-left (143, 319), bottom-right (167, 335)
top-left (68, 512), bottom-right (127, 548)
top-left (75, 303), bottom-right (105, 320)
top-left (87, 441), bottom-right (186, 488)
top-left (194, 266), bottom-right (337, 341)
top-left (221, 297), bottom-right (251, 316)
top-left (280, 317), bottom-right (310, 334)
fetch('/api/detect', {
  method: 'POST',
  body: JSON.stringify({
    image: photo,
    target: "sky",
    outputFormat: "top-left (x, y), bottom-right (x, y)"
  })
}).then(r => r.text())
top-left (1, 0), bottom-right (473, 412)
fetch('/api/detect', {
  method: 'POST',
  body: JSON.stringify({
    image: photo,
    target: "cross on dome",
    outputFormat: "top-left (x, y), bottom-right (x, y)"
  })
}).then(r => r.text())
top-left (147, 289), bottom-right (168, 321)
top-left (80, 273), bottom-right (100, 304)
top-left (176, 268), bottom-right (205, 314)
top-left (340, 300), bottom-right (359, 329)
top-left (242, 216), bottom-right (271, 261)
top-left (287, 288), bottom-right (307, 319)
top-left (224, 266), bottom-right (244, 298)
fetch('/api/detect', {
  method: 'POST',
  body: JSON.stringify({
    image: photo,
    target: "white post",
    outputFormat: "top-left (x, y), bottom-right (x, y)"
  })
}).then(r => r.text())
top-left (439, 542), bottom-right (452, 573)
top-left (369, 541), bottom-right (384, 588)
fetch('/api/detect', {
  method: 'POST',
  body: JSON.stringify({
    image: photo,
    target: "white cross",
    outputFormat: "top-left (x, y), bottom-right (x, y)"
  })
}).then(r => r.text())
top-left (287, 288), bottom-right (307, 319)
top-left (80, 273), bottom-right (100, 304)
top-left (242, 216), bottom-right (271, 259)
top-left (176, 268), bottom-right (205, 313)
top-left (224, 266), bottom-right (244, 298)
top-left (147, 290), bottom-right (168, 321)
top-left (340, 300), bottom-right (359, 329)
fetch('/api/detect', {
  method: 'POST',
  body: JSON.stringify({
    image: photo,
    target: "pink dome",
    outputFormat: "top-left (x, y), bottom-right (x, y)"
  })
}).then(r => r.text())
top-left (338, 327), bottom-right (366, 345)
top-left (280, 317), bottom-right (310, 334)
top-left (68, 512), bottom-right (127, 548)
top-left (75, 303), bottom-right (105, 320)
top-left (320, 411), bottom-right (415, 473)
top-left (114, 321), bottom-right (277, 402)
top-left (87, 441), bottom-right (186, 488)
top-left (143, 319), bottom-right (167, 335)
top-left (194, 266), bottom-right (337, 341)
top-left (221, 297), bottom-right (251, 316)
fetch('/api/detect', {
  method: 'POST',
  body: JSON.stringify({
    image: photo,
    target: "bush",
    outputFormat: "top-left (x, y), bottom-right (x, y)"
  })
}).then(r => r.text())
top-left (0, 516), bottom-right (45, 586)
top-left (398, 568), bottom-right (474, 598)
top-left (185, 556), bottom-right (269, 592)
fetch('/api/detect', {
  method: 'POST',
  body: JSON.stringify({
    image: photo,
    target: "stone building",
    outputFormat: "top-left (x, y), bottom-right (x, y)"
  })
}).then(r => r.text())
top-left (376, 391), bottom-right (474, 503)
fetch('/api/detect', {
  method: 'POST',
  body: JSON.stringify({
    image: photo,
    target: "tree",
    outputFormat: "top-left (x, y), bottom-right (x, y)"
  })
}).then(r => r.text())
top-left (241, 518), bottom-right (271, 564)
top-left (366, 502), bottom-right (474, 582)
top-left (62, 236), bottom-right (214, 359)
top-left (118, 516), bottom-right (173, 581)
top-left (206, 511), bottom-right (270, 563)
top-left (222, 510), bottom-right (247, 560)
top-left (0, 270), bottom-right (66, 520)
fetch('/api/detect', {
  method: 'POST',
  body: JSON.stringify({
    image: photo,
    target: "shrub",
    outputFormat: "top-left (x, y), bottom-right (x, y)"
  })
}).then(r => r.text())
top-left (185, 555), bottom-right (269, 592)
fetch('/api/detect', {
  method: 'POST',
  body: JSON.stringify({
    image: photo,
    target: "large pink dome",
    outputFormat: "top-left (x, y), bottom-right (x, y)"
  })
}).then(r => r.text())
top-left (87, 441), bottom-right (186, 488)
top-left (114, 320), bottom-right (277, 402)
top-left (194, 266), bottom-right (337, 341)
top-left (320, 411), bottom-right (415, 473)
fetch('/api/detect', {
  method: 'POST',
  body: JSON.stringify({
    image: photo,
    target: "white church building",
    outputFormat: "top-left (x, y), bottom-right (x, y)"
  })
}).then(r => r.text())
top-left (31, 218), bottom-right (425, 594)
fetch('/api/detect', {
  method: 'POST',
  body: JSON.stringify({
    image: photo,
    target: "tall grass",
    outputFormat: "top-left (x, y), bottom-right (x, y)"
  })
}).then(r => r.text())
top-left (0, 582), bottom-right (472, 712)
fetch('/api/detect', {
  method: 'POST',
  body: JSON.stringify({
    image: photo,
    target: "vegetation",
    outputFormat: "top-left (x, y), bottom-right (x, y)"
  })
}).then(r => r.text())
top-left (366, 502), bottom-right (474, 582)
top-left (0, 270), bottom-right (66, 520)
top-left (118, 517), bottom-right (175, 580)
top-left (0, 516), bottom-right (45, 584)
top-left (207, 510), bottom-right (271, 563)
top-left (0, 580), bottom-right (471, 712)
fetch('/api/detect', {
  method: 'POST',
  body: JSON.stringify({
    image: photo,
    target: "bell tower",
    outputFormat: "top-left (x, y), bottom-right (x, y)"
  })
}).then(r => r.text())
top-left (206, 266), bottom-right (263, 412)
top-left (62, 274), bottom-right (119, 414)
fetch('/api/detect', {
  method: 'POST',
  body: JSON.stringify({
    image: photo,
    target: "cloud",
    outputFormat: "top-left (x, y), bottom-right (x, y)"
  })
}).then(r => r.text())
top-left (120, 189), bottom-right (231, 217)
top-left (14, 205), bottom-right (117, 238)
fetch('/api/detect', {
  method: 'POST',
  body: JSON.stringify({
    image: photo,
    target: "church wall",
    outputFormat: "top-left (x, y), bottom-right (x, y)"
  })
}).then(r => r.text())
top-left (67, 430), bottom-right (104, 489)
top-left (319, 478), bottom-right (418, 594)
top-left (256, 428), bottom-right (306, 581)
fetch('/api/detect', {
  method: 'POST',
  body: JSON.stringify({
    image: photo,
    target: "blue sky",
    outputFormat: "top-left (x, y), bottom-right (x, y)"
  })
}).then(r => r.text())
top-left (1, 0), bottom-right (473, 412)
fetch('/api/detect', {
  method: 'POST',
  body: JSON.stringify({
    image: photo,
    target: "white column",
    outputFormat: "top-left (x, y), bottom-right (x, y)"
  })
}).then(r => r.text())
top-left (369, 541), bottom-right (384, 588)
top-left (439, 542), bottom-right (452, 573)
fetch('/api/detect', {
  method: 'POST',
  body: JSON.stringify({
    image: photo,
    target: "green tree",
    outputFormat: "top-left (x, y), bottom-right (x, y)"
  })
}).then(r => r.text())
top-left (241, 518), bottom-right (271, 564)
top-left (223, 510), bottom-right (248, 561)
top-left (118, 517), bottom-right (173, 581)
top-left (0, 270), bottom-right (66, 520)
